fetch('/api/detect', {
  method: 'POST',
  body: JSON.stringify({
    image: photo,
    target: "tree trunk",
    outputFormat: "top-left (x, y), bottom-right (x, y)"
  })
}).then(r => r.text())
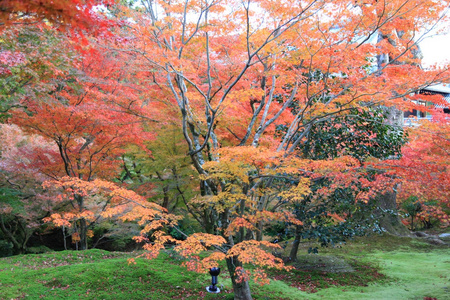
top-left (74, 194), bottom-right (88, 250)
top-left (226, 256), bottom-right (253, 300)
top-left (372, 191), bottom-right (410, 236)
top-left (288, 225), bottom-right (302, 262)
top-left (62, 225), bottom-right (67, 250)
top-left (255, 221), bottom-right (263, 241)
top-left (162, 185), bottom-right (170, 210)
top-left (79, 218), bottom-right (88, 250)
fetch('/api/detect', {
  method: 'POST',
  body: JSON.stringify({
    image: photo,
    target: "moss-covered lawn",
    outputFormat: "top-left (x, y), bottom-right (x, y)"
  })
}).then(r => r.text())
top-left (0, 235), bottom-right (448, 299)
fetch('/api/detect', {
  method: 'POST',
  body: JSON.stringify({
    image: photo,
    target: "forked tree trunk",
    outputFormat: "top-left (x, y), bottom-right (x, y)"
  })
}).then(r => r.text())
top-left (288, 224), bottom-right (302, 262)
top-left (79, 218), bottom-right (88, 250)
top-left (372, 191), bottom-right (410, 236)
top-left (226, 256), bottom-right (253, 300)
top-left (74, 194), bottom-right (88, 250)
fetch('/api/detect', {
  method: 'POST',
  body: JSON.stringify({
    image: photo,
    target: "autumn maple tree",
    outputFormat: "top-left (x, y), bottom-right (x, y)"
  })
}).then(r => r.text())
top-left (92, 0), bottom-right (450, 298)
top-left (0, 124), bottom-right (59, 254)
top-left (5, 29), bottom-right (155, 249)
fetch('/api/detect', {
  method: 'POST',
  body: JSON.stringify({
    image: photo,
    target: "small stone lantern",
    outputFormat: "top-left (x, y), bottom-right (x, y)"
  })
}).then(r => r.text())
top-left (206, 267), bottom-right (221, 293)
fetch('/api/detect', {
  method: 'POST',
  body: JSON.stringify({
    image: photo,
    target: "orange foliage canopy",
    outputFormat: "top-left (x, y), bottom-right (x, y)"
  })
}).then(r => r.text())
top-left (11, 37), bottom-right (153, 180)
top-left (0, 0), bottom-right (115, 31)
top-left (42, 176), bottom-right (179, 237)
top-left (104, 0), bottom-right (450, 288)
top-left (2, 0), bottom-right (450, 295)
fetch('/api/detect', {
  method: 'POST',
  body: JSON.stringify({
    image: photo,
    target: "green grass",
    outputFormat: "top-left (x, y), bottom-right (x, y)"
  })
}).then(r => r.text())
top-left (266, 250), bottom-right (449, 300)
top-left (0, 249), bottom-right (230, 299)
top-left (0, 235), bottom-right (448, 299)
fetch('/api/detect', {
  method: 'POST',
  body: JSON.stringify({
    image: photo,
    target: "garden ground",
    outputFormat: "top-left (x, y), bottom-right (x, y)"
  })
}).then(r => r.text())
top-left (0, 234), bottom-right (448, 299)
